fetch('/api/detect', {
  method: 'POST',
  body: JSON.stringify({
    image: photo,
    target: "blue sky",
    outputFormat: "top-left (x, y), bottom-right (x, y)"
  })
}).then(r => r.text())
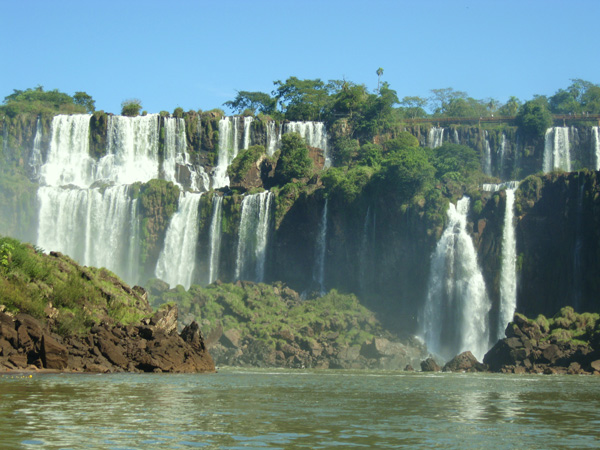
top-left (1, 0), bottom-right (598, 115)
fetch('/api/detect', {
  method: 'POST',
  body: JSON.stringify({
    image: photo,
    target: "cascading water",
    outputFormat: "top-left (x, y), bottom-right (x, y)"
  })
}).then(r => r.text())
top-left (29, 117), bottom-right (43, 180)
top-left (212, 117), bottom-right (240, 189)
top-left (155, 192), bottom-right (203, 290)
top-left (498, 183), bottom-right (518, 339)
top-left (543, 127), bottom-right (571, 173)
top-left (313, 199), bottom-right (328, 295)
top-left (284, 121), bottom-right (330, 167)
top-left (207, 194), bottom-right (223, 285)
top-left (96, 114), bottom-right (160, 185)
top-left (37, 184), bottom-right (139, 284)
top-left (359, 206), bottom-right (376, 294)
top-left (235, 191), bottom-right (273, 282)
top-left (592, 126), bottom-right (600, 171)
top-left (483, 131), bottom-right (492, 176)
top-left (498, 134), bottom-right (507, 178)
top-left (428, 127), bottom-right (444, 148)
top-left (242, 116), bottom-right (253, 150)
top-left (163, 117), bottom-right (204, 191)
top-left (453, 129), bottom-right (460, 144)
top-left (420, 197), bottom-right (491, 361)
top-left (266, 121), bottom-right (282, 156)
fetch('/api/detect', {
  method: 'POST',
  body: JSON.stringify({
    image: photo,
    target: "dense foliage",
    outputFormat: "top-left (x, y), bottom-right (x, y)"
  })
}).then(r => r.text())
top-left (0, 86), bottom-right (92, 117)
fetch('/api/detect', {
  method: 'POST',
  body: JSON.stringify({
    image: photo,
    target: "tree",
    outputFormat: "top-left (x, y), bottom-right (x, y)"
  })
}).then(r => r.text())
top-left (73, 91), bottom-right (95, 113)
top-left (224, 91), bottom-right (277, 115)
top-left (430, 143), bottom-right (480, 179)
top-left (376, 147), bottom-right (435, 199)
top-left (121, 98), bottom-right (142, 117)
top-left (399, 96), bottom-right (428, 118)
top-left (272, 77), bottom-right (331, 121)
top-left (498, 96), bottom-right (521, 116)
top-left (429, 88), bottom-right (468, 115)
top-left (376, 68), bottom-right (384, 93)
top-left (515, 100), bottom-right (553, 140)
top-left (274, 133), bottom-right (313, 184)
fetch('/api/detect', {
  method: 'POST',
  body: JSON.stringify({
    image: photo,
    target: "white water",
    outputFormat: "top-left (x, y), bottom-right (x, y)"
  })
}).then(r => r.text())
top-left (29, 117), bottom-right (43, 179)
top-left (543, 127), bottom-right (571, 173)
top-left (483, 131), bottom-right (492, 176)
top-left (242, 116), bottom-right (253, 150)
top-left (266, 121), bottom-right (282, 156)
top-left (284, 121), bottom-right (330, 167)
top-left (499, 134), bottom-right (507, 178)
top-left (428, 127), bottom-right (444, 148)
top-left (235, 191), bottom-right (273, 282)
top-left (37, 184), bottom-right (140, 285)
top-left (207, 194), bottom-right (223, 284)
top-left (421, 197), bottom-right (491, 361)
top-left (498, 187), bottom-right (518, 339)
top-left (40, 114), bottom-right (94, 187)
top-left (155, 192), bottom-right (203, 290)
top-left (592, 127), bottom-right (600, 171)
top-left (313, 199), bottom-right (329, 295)
top-left (163, 117), bottom-right (204, 191)
top-left (96, 114), bottom-right (160, 185)
top-left (212, 117), bottom-right (240, 189)
top-left (453, 128), bottom-right (460, 144)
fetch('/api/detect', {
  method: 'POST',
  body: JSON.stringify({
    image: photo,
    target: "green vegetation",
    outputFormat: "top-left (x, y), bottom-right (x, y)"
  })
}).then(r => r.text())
top-left (0, 236), bottom-right (151, 336)
top-left (121, 98), bottom-right (143, 117)
top-left (0, 86), bottom-right (90, 118)
top-left (274, 133), bottom-right (314, 185)
top-left (228, 145), bottom-right (266, 184)
top-left (148, 280), bottom-right (385, 350)
top-left (515, 99), bottom-right (553, 139)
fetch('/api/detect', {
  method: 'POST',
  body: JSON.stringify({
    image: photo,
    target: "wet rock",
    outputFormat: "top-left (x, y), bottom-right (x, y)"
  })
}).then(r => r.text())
top-left (443, 351), bottom-right (486, 373)
top-left (420, 357), bottom-right (441, 372)
top-left (41, 334), bottom-right (68, 370)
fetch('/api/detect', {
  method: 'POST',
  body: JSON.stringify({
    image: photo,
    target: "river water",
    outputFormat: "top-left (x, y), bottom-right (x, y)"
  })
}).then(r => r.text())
top-left (1, 368), bottom-right (599, 449)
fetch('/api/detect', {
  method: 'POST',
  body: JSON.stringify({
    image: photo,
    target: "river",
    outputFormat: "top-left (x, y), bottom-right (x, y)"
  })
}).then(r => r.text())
top-left (1, 368), bottom-right (599, 449)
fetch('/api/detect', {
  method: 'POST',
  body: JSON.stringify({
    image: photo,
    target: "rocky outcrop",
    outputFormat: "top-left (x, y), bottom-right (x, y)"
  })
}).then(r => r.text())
top-left (443, 351), bottom-right (486, 372)
top-left (420, 357), bottom-right (441, 372)
top-left (484, 308), bottom-right (600, 375)
top-left (0, 306), bottom-right (214, 373)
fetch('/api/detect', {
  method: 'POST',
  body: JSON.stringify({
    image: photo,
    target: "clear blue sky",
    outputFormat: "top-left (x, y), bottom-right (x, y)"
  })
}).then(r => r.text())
top-left (1, 0), bottom-right (598, 115)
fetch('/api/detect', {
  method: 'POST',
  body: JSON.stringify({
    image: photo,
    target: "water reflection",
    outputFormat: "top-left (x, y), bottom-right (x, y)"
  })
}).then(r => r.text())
top-left (1, 370), bottom-right (599, 449)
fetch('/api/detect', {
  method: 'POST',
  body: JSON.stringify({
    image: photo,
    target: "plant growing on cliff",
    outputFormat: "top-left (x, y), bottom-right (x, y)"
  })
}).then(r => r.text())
top-left (274, 133), bottom-right (313, 185)
top-left (515, 100), bottom-right (553, 140)
top-left (121, 98), bottom-right (143, 117)
top-left (228, 145), bottom-right (266, 184)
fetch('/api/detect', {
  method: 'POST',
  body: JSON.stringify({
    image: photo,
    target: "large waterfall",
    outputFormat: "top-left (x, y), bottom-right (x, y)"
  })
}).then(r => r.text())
top-left (266, 121), bottom-right (282, 156)
top-left (498, 134), bottom-right (507, 178)
top-left (420, 197), bottom-right (491, 361)
top-left (163, 117), bottom-right (206, 191)
top-left (483, 131), bottom-right (492, 176)
top-left (284, 121), bottom-right (330, 167)
top-left (212, 117), bottom-right (253, 189)
top-left (155, 192), bottom-right (203, 290)
top-left (543, 127), bottom-right (572, 173)
top-left (235, 191), bottom-right (273, 282)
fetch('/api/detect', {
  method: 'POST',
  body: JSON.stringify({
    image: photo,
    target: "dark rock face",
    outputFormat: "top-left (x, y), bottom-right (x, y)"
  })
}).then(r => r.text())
top-left (0, 307), bottom-right (214, 373)
top-left (483, 310), bottom-right (600, 375)
top-left (420, 357), bottom-right (441, 372)
top-left (442, 351), bottom-right (486, 373)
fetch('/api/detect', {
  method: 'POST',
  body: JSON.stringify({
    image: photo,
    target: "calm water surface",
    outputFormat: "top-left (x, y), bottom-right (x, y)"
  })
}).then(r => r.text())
top-left (0, 368), bottom-right (599, 449)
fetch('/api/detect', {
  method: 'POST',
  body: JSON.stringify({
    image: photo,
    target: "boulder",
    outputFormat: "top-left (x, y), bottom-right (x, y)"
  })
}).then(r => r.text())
top-left (443, 351), bottom-right (486, 372)
top-left (220, 329), bottom-right (242, 348)
top-left (41, 334), bottom-right (68, 370)
top-left (420, 357), bottom-right (441, 372)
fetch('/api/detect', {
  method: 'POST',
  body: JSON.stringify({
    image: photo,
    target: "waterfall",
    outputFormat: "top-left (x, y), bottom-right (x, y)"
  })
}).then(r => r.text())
top-left (207, 194), bottom-right (223, 284)
top-left (235, 191), bottom-right (273, 282)
top-left (243, 116), bottom-right (253, 150)
top-left (96, 114), bottom-right (161, 185)
top-left (498, 185), bottom-right (518, 339)
top-left (313, 199), bottom-right (329, 295)
top-left (29, 117), bottom-right (43, 180)
top-left (155, 192), bottom-right (202, 290)
top-left (359, 206), bottom-right (375, 294)
top-left (37, 184), bottom-right (140, 285)
top-left (162, 117), bottom-right (203, 191)
top-left (592, 127), bottom-right (600, 171)
top-left (499, 134), bottom-right (507, 178)
top-left (266, 121), bottom-right (282, 156)
top-left (212, 117), bottom-right (240, 189)
top-left (284, 121), bottom-right (330, 167)
top-left (428, 127), bottom-right (444, 148)
top-left (420, 197), bottom-right (491, 361)
top-left (543, 127), bottom-right (571, 173)
top-left (483, 131), bottom-right (492, 176)
top-left (41, 114), bottom-right (94, 187)
top-left (453, 129), bottom-right (460, 144)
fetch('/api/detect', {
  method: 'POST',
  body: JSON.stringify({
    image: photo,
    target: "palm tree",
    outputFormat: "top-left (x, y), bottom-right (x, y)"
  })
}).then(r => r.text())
top-left (376, 68), bottom-right (384, 93)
